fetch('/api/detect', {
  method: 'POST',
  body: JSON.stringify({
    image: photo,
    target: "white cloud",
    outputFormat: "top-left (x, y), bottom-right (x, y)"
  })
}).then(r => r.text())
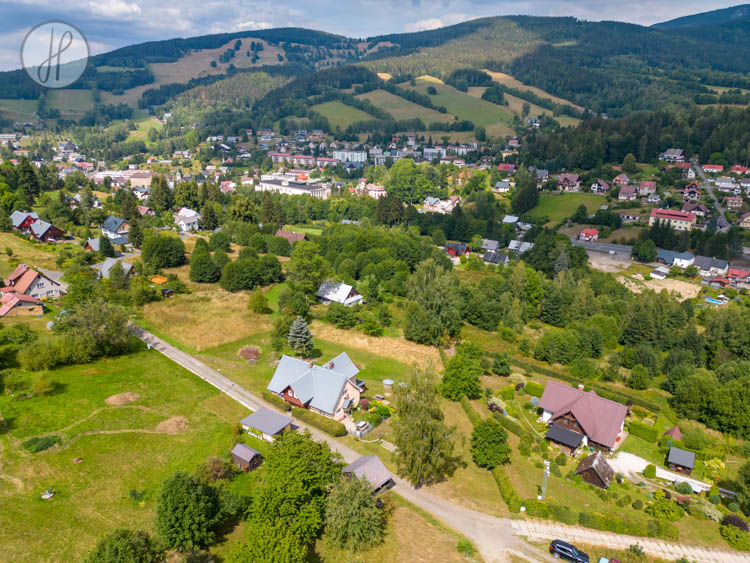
top-left (87, 0), bottom-right (142, 18)
top-left (405, 17), bottom-right (444, 32)
top-left (232, 20), bottom-right (274, 31)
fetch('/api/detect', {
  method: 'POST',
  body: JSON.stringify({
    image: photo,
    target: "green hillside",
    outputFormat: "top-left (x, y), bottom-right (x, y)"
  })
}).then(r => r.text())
top-left (356, 89), bottom-right (454, 123)
top-left (310, 100), bottom-right (375, 129)
top-left (653, 4), bottom-right (750, 29)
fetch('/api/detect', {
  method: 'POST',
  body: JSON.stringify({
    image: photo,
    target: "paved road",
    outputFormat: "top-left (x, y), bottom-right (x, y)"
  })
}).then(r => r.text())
top-left (130, 325), bottom-right (750, 563)
top-left (571, 239), bottom-right (633, 257)
top-left (693, 162), bottom-right (730, 232)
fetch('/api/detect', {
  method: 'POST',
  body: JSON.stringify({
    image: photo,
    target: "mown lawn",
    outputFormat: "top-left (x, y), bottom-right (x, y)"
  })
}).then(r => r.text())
top-left (531, 192), bottom-right (606, 223)
top-left (0, 348), bottom-right (248, 562)
top-left (309, 100), bottom-right (374, 130)
top-left (357, 88), bottom-right (455, 124)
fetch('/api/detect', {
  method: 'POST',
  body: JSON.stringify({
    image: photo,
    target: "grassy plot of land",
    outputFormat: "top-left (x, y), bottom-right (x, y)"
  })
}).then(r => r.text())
top-left (467, 87), bottom-right (580, 127)
top-left (357, 89), bottom-right (454, 123)
top-left (0, 232), bottom-right (76, 278)
top-left (483, 70), bottom-right (585, 112)
top-left (530, 193), bottom-right (605, 224)
top-left (0, 349), bottom-right (248, 562)
top-left (403, 77), bottom-right (515, 137)
top-left (46, 89), bottom-right (94, 117)
top-left (125, 111), bottom-right (164, 142)
top-left (310, 100), bottom-right (375, 130)
top-left (0, 98), bottom-right (37, 121)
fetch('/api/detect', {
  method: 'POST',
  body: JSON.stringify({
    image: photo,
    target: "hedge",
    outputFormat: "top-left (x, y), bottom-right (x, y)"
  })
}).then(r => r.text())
top-left (291, 407), bottom-right (347, 437)
top-left (492, 466), bottom-right (521, 512)
top-left (664, 438), bottom-right (726, 462)
top-left (460, 396), bottom-right (482, 427)
top-left (525, 381), bottom-right (545, 398)
top-left (261, 391), bottom-right (290, 412)
top-left (491, 412), bottom-right (532, 440)
top-left (628, 420), bottom-right (659, 443)
top-left (21, 435), bottom-right (61, 453)
top-left (500, 385), bottom-right (515, 401)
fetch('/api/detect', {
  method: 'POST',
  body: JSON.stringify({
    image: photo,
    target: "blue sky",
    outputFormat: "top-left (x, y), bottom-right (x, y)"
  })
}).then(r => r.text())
top-left (0, 0), bottom-right (740, 70)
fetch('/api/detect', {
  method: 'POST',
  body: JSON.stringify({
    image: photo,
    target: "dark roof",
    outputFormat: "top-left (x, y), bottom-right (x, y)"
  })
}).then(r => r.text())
top-left (445, 242), bottom-right (469, 254)
top-left (231, 443), bottom-right (260, 463)
top-left (667, 446), bottom-right (695, 469)
top-left (240, 408), bottom-right (293, 435)
top-left (343, 455), bottom-right (393, 491)
top-left (546, 424), bottom-right (584, 449)
top-left (102, 216), bottom-right (127, 233)
top-left (694, 256), bottom-right (728, 270)
top-left (483, 250), bottom-right (509, 265)
top-left (575, 451), bottom-right (614, 487)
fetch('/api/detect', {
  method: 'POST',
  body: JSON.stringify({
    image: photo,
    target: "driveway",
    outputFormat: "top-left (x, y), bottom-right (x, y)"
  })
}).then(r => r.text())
top-left (693, 162), bottom-right (730, 232)
top-left (130, 325), bottom-right (750, 562)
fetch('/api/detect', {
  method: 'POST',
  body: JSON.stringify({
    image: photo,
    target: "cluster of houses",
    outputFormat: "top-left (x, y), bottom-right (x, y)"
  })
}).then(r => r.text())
top-left (10, 211), bottom-right (66, 243)
top-left (655, 248), bottom-right (750, 288)
top-left (0, 263), bottom-right (67, 317)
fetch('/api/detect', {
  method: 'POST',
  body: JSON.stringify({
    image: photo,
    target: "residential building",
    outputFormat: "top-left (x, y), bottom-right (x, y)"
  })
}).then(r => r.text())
top-left (726, 196), bottom-right (744, 209)
top-left (638, 181), bottom-right (657, 195)
top-left (648, 208), bottom-right (696, 231)
top-left (682, 203), bottom-right (708, 217)
top-left (702, 164), bottom-right (724, 174)
top-left (174, 208), bottom-right (201, 231)
top-left (657, 249), bottom-right (695, 269)
top-left (681, 187), bottom-right (701, 202)
top-left (10, 211), bottom-right (64, 242)
top-left (445, 242), bottom-right (470, 258)
top-left (508, 240), bottom-right (534, 254)
top-left (494, 181), bottom-right (511, 193)
top-left (332, 150), bottom-right (367, 164)
top-left (578, 228), bottom-right (599, 242)
top-left (0, 292), bottom-right (42, 317)
top-left (539, 381), bottom-right (628, 454)
top-left (316, 280), bottom-right (364, 307)
top-left (101, 216), bottom-right (130, 240)
top-left (612, 173), bottom-right (631, 186)
top-left (240, 408), bottom-right (293, 442)
top-left (5, 264), bottom-right (66, 299)
top-left (557, 173), bottom-right (581, 192)
top-left (483, 250), bottom-right (510, 266)
top-left (481, 239), bottom-right (500, 252)
top-left (497, 163), bottom-right (517, 173)
top-left (266, 353), bottom-right (365, 419)
top-left (257, 172), bottom-right (330, 199)
top-left (93, 257), bottom-right (133, 280)
top-left (575, 452), bottom-right (614, 489)
top-left (423, 147), bottom-right (446, 160)
top-left (618, 185), bottom-right (638, 201)
top-left (423, 196), bottom-right (459, 214)
top-left (590, 179), bottom-right (610, 193)
top-left (694, 256), bottom-right (729, 277)
top-left (732, 165), bottom-right (749, 175)
top-left (740, 212), bottom-right (750, 229)
top-left (647, 193), bottom-right (661, 205)
top-left (658, 148), bottom-right (685, 163)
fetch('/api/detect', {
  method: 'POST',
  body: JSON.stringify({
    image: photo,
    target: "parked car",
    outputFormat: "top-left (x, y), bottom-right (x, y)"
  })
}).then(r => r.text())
top-left (597, 558), bottom-right (621, 563)
top-left (549, 540), bottom-right (590, 562)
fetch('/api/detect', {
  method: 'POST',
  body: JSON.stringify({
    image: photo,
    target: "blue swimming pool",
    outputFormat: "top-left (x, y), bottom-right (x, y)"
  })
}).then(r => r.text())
top-left (706, 298), bottom-right (724, 304)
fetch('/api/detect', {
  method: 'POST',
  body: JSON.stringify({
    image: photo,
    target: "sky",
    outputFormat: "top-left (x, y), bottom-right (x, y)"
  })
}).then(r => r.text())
top-left (0, 0), bottom-right (741, 71)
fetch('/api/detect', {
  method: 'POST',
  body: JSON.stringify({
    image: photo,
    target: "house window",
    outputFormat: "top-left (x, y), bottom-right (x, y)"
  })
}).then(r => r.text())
top-left (38, 282), bottom-right (44, 288)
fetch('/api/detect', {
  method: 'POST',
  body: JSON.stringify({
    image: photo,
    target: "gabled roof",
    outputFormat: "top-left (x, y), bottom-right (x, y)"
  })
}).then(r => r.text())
top-left (483, 250), bottom-right (509, 265)
top-left (29, 220), bottom-right (54, 239)
top-left (0, 292), bottom-right (41, 317)
top-left (575, 451), bottom-right (614, 487)
top-left (10, 210), bottom-right (38, 228)
top-left (343, 455), bottom-right (393, 491)
top-left (231, 443), bottom-right (260, 462)
top-left (267, 353), bottom-right (360, 415)
top-left (668, 446), bottom-right (695, 469)
top-left (6, 265), bottom-right (40, 295)
top-left (102, 216), bottom-right (127, 233)
top-left (694, 256), bottom-right (729, 270)
top-left (481, 239), bottom-right (499, 251)
top-left (445, 242), bottom-right (469, 254)
top-left (240, 408), bottom-right (293, 435)
top-left (539, 381), bottom-right (628, 449)
top-left (664, 426), bottom-right (683, 440)
top-left (316, 280), bottom-right (361, 305)
top-left (94, 258), bottom-right (133, 279)
top-left (85, 238), bottom-right (100, 252)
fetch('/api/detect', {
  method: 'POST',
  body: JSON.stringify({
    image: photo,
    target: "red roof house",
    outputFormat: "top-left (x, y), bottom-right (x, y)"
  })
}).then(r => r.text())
top-left (540, 381), bottom-right (629, 453)
top-left (578, 228), bottom-right (600, 241)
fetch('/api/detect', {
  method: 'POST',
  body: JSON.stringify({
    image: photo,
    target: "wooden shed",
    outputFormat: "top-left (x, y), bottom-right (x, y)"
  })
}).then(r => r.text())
top-left (575, 451), bottom-right (614, 489)
top-left (663, 425), bottom-right (683, 441)
top-left (667, 446), bottom-right (695, 475)
top-left (231, 443), bottom-right (262, 472)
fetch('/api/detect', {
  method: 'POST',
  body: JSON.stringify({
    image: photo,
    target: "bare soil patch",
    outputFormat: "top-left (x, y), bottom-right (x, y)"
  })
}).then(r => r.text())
top-left (618, 276), bottom-right (700, 301)
top-left (310, 321), bottom-right (441, 368)
top-left (238, 346), bottom-right (261, 362)
top-left (155, 417), bottom-right (189, 435)
top-left (105, 393), bottom-right (140, 406)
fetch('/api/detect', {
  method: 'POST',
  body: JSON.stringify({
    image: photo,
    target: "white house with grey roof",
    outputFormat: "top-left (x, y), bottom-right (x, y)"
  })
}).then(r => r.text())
top-left (316, 280), bottom-right (364, 307)
top-left (240, 408), bottom-right (293, 442)
top-left (267, 353), bottom-right (365, 419)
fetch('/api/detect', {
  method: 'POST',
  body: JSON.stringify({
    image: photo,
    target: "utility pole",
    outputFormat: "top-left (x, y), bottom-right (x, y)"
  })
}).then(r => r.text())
top-left (539, 460), bottom-right (551, 500)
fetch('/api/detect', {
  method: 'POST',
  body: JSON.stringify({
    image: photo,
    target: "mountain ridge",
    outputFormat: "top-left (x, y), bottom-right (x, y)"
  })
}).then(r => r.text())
top-left (652, 3), bottom-right (750, 30)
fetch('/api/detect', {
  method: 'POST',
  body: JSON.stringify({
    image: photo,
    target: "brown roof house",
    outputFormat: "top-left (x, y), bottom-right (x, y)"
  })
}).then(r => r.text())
top-left (664, 426), bottom-right (683, 441)
top-left (343, 455), bottom-right (394, 493)
top-left (575, 451), bottom-right (615, 489)
top-left (275, 229), bottom-right (307, 244)
top-left (539, 381), bottom-right (628, 454)
top-left (231, 443), bottom-right (262, 472)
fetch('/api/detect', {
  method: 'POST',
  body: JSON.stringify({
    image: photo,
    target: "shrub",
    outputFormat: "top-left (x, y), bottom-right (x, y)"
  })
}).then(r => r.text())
top-left (456, 539), bottom-right (476, 556)
top-left (491, 412), bottom-right (530, 440)
top-left (729, 502), bottom-right (740, 513)
top-left (291, 407), bottom-right (347, 437)
top-left (710, 494), bottom-right (721, 505)
top-left (643, 464), bottom-right (656, 478)
top-left (689, 499), bottom-right (722, 521)
top-left (628, 420), bottom-right (659, 442)
top-left (549, 503), bottom-right (577, 525)
top-left (645, 499), bottom-right (684, 522)
top-left (21, 435), bottom-right (61, 453)
top-left (500, 385), bottom-right (515, 401)
top-left (721, 525), bottom-right (750, 551)
top-left (723, 514), bottom-right (750, 532)
top-left (492, 466), bottom-right (521, 512)
top-left (550, 463), bottom-right (562, 477)
top-left (523, 499), bottom-right (550, 518)
top-left (261, 391), bottom-right (290, 412)
top-left (675, 481), bottom-right (693, 495)
top-left (525, 381), bottom-right (545, 397)
top-left (554, 452), bottom-right (567, 466)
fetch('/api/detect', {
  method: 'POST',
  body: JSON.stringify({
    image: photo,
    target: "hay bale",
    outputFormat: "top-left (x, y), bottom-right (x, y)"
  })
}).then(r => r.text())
top-left (239, 346), bottom-right (261, 362)
top-left (105, 392), bottom-right (140, 406)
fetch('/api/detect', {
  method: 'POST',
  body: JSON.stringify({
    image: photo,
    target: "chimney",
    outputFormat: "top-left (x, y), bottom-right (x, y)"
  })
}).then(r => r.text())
top-left (578, 384), bottom-right (584, 390)
top-left (308, 361), bottom-right (313, 368)
top-left (328, 361), bottom-right (334, 369)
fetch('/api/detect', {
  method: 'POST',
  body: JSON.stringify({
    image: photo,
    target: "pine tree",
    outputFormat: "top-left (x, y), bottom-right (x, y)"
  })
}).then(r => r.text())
top-left (129, 219), bottom-right (144, 249)
top-left (17, 157), bottom-right (40, 204)
top-left (99, 235), bottom-right (116, 258)
top-left (201, 205), bottom-right (217, 230)
top-left (553, 251), bottom-right (569, 276)
top-left (288, 316), bottom-right (313, 357)
top-left (189, 246), bottom-right (220, 283)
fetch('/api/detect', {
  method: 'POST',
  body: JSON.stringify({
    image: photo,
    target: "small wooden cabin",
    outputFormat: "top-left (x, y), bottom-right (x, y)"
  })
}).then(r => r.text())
top-left (231, 443), bottom-right (261, 472)
top-left (575, 451), bottom-right (614, 489)
top-left (667, 446), bottom-right (695, 475)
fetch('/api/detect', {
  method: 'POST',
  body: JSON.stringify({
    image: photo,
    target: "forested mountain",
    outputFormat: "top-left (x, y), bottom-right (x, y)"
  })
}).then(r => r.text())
top-left (652, 4), bottom-right (750, 30)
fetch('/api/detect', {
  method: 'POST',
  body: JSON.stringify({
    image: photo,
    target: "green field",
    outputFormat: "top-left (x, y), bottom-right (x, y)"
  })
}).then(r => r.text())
top-left (531, 192), bottom-right (605, 223)
top-left (0, 348), bottom-right (248, 562)
top-left (402, 77), bottom-right (515, 137)
top-left (356, 89), bottom-right (454, 124)
top-left (126, 111), bottom-right (164, 142)
top-left (47, 89), bottom-right (94, 116)
top-left (0, 98), bottom-right (37, 122)
top-left (310, 100), bottom-right (374, 130)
